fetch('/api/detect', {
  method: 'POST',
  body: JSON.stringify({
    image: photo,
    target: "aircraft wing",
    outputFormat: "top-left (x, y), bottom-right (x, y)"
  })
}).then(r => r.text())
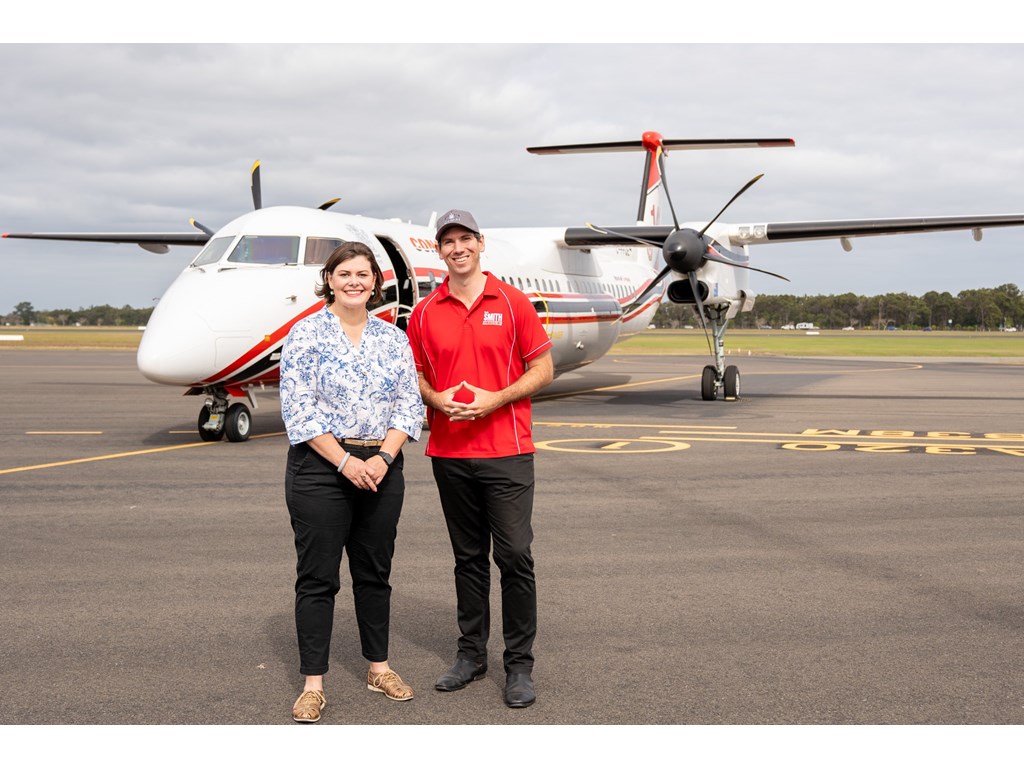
top-left (562, 214), bottom-right (1024, 249)
top-left (725, 214), bottom-right (1024, 245)
top-left (2, 231), bottom-right (209, 254)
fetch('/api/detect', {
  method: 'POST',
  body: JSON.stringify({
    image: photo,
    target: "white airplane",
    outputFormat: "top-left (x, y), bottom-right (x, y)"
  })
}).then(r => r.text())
top-left (6, 131), bottom-right (1024, 442)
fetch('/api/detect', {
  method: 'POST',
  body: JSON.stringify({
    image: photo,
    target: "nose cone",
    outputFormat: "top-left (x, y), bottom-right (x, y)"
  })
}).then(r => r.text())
top-left (137, 275), bottom-right (216, 386)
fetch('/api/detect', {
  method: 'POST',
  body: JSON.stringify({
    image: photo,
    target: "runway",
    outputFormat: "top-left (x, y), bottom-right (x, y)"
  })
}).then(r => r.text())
top-left (1, 349), bottom-right (1022, 726)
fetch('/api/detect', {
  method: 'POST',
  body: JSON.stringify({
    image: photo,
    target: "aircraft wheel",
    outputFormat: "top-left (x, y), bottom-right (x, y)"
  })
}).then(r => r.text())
top-left (701, 365), bottom-right (717, 401)
top-left (724, 365), bottom-right (740, 400)
top-left (197, 405), bottom-right (223, 442)
top-left (224, 402), bottom-right (252, 443)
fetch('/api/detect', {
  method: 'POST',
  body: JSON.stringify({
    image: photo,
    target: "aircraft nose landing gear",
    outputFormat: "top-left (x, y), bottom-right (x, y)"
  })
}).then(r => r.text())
top-left (197, 389), bottom-right (253, 442)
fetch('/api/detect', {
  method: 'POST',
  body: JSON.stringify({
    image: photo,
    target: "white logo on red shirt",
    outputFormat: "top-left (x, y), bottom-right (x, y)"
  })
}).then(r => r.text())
top-left (482, 312), bottom-right (503, 326)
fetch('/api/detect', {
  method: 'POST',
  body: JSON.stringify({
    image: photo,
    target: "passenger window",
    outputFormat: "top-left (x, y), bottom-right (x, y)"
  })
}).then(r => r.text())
top-left (191, 237), bottom-right (233, 267)
top-left (226, 236), bottom-right (299, 265)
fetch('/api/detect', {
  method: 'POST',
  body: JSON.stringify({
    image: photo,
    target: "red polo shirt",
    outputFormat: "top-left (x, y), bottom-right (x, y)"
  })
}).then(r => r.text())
top-left (407, 272), bottom-right (553, 458)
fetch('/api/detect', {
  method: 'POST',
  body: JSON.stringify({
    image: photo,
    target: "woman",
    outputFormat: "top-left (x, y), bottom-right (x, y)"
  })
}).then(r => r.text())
top-left (280, 241), bottom-right (424, 723)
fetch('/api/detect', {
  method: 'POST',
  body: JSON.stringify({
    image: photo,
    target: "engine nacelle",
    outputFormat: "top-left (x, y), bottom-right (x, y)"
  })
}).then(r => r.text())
top-left (666, 278), bottom-right (708, 305)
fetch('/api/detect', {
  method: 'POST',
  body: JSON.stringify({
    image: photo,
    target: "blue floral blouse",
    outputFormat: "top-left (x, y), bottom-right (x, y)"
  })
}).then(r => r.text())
top-left (280, 307), bottom-right (424, 446)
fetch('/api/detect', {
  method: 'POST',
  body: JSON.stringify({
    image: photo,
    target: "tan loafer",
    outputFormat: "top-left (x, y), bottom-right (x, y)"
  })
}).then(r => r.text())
top-left (367, 668), bottom-right (414, 701)
top-left (292, 689), bottom-right (326, 722)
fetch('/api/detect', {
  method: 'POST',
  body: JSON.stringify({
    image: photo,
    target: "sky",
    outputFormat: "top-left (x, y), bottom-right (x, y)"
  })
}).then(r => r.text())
top-left (2, 24), bottom-right (1024, 312)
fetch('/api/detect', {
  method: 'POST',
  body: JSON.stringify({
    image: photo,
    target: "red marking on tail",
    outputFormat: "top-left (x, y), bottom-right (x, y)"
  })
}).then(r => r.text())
top-left (642, 131), bottom-right (663, 193)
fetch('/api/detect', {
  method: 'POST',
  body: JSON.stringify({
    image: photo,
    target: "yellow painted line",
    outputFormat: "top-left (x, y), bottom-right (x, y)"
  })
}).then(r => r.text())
top-left (540, 360), bottom-right (933, 403)
top-left (26, 431), bottom-right (103, 435)
top-left (639, 435), bottom-right (1024, 451)
top-left (652, 429), bottom-right (1024, 443)
top-left (533, 421), bottom-right (1023, 443)
top-left (536, 438), bottom-right (690, 454)
top-left (536, 420), bottom-right (736, 430)
top-left (536, 362), bottom-right (925, 402)
top-left (536, 434), bottom-right (1024, 455)
top-left (534, 374), bottom-right (700, 401)
top-left (0, 431), bottom-right (286, 475)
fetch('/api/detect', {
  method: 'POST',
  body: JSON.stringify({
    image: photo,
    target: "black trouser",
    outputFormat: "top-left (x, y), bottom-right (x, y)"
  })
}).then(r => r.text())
top-left (431, 455), bottom-right (537, 674)
top-left (285, 442), bottom-right (404, 676)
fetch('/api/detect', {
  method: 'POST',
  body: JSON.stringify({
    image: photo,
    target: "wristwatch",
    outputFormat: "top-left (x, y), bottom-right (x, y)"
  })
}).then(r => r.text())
top-left (376, 450), bottom-right (394, 466)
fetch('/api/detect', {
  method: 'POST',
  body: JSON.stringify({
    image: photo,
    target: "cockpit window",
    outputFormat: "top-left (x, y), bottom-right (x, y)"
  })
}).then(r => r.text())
top-left (304, 237), bottom-right (348, 266)
top-left (226, 236), bottom-right (299, 265)
top-left (191, 237), bottom-right (234, 267)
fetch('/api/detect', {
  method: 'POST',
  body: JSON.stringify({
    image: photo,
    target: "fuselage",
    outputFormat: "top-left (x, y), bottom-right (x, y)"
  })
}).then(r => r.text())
top-left (136, 206), bottom-right (664, 392)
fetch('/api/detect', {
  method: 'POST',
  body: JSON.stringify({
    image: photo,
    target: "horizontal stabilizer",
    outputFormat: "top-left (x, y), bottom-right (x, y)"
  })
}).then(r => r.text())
top-left (528, 138), bottom-right (794, 155)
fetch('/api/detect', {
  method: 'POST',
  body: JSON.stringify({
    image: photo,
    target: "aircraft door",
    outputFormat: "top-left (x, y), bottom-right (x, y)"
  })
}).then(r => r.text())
top-left (376, 238), bottom-right (416, 330)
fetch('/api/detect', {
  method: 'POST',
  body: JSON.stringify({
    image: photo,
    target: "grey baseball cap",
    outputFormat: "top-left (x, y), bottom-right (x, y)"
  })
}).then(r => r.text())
top-left (435, 209), bottom-right (481, 240)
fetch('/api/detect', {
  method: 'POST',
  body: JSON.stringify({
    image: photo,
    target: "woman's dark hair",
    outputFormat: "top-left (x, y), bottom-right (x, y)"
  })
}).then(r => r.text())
top-left (315, 242), bottom-right (384, 306)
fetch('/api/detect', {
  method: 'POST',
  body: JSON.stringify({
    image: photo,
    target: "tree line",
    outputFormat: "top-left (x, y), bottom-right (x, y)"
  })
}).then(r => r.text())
top-left (5, 302), bottom-right (154, 327)
top-left (654, 284), bottom-right (1023, 331)
top-left (7, 283), bottom-right (1023, 331)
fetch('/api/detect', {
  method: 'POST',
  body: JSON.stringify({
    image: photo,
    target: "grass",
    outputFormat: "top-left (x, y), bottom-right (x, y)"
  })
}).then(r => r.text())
top-left (3, 326), bottom-right (1024, 358)
top-left (611, 329), bottom-right (1024, 357)
top-left (0, 326), bottom-right (145, 349)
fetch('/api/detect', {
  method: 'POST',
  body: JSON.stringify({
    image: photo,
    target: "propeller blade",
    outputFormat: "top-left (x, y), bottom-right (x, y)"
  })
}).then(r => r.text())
top-left (585, 222), bottom-right (663, 249)
top-left (699, 174), bottom-right (763, 236)
top-left (688, 271), bottom-right (714, 355)
top-left (656, 150), bottom-right (681, 231)
top-left (189, 218), bottom-right (214, 237)
top-left (251, 160), bottom-right (262, 210)
top-left (703, 252), bottom-right (790, 281)
top-left (318, 198), bottom-right (341, 211)
top-left (621, 264), bottom-right (673, 318)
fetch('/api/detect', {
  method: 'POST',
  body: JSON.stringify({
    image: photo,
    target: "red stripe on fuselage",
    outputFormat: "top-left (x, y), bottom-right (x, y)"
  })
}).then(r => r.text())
top-left (196, 302), bottom-right (400, 388)
top-left (197, 272), bottom-right (399, 387)
top-left (198, 300), bottom-right (324, 386)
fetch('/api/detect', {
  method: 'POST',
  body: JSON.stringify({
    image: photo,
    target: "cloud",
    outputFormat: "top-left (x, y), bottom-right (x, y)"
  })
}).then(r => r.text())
top-left (3, 43), bottom-right (1024, 312)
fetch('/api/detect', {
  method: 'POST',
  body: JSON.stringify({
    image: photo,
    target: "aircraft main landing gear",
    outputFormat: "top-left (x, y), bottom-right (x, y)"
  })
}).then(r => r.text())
top-left (699, 307), bottom-right (742, 401)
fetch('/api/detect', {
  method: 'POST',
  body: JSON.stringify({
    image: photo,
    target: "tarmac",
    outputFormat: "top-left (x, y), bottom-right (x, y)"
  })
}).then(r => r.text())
top-left (1, 349), bottom-right (1022, 734)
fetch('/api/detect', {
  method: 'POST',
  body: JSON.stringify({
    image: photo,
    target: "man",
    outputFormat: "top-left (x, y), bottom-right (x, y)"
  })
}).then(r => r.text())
top-left (406, 209), bottom-right (553, 708)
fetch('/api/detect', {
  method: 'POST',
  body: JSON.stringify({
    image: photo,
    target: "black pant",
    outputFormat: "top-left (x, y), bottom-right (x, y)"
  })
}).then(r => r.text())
top-left (431, 455), bottom-right (537, 674)
top-left (285, 442), bottom-right (405, 676)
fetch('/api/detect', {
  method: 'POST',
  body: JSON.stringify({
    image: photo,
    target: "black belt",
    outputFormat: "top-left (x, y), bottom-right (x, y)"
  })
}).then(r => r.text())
top-left (338, 438), bottom-right (384, 447)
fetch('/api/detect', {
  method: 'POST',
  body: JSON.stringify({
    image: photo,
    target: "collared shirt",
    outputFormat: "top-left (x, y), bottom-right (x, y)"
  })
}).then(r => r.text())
top-left (407, 272), bottom-right (552, 458)
top-left (280, 306), bottom-right (424, 446)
